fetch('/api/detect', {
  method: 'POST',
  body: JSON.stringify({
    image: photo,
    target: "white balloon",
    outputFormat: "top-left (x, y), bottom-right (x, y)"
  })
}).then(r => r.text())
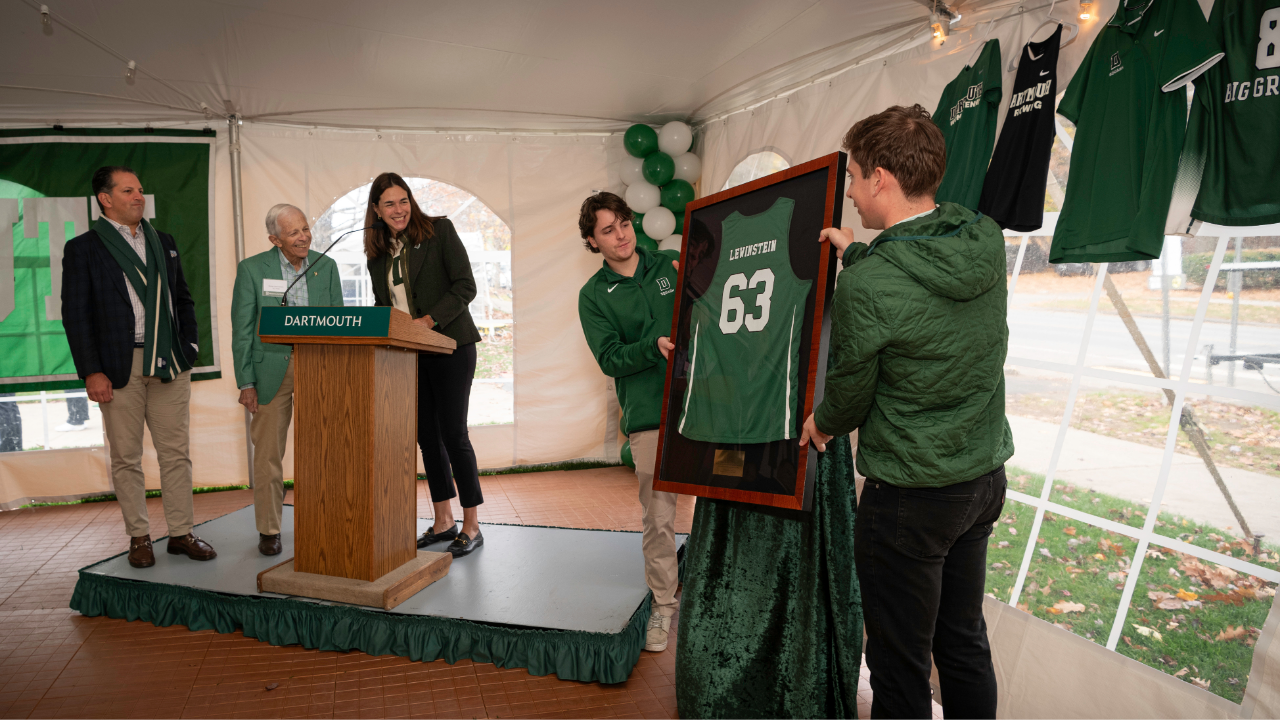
top-left (620, 155), bottom-right (645, 186)
top-left (659, 234), bottom-right (684, 253)
top-left (625, 180), bottom-right (660, 213)
top-left (672, 152), bottom-right (702, 183)
top-left (643, 206), bottom-right (676, 239)
top-left (658, 121), bottom-right (693, 156)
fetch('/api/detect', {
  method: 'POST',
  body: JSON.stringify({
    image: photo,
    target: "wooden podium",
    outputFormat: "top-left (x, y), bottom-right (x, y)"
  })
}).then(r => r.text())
top-left (256, 306), bottom-right (455, 608)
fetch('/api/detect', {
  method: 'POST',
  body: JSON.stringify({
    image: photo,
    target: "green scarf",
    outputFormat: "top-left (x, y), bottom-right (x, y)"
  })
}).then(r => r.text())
top-left (94, 217), bottom-right (192, 381)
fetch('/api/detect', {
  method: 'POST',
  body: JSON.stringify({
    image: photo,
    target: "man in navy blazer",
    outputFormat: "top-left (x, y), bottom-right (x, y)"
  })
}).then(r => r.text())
top-left (61, 166), bottom-right (216, 569)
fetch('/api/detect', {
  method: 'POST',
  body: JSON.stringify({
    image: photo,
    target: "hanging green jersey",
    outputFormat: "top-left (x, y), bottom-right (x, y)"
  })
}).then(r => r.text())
top-left (1052, 0), bottom-right (1222, 263)
top-left (1177, 0), bottom-right (1280, 227)
top-left (677, 197), bottom-right (812, 444)
top-left (933, 40), bottom-right (1003, 210)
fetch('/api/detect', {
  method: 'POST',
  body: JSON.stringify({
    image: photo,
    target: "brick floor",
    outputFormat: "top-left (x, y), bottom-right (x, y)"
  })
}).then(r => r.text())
top-left (0, 467), bottom-right (936, 719)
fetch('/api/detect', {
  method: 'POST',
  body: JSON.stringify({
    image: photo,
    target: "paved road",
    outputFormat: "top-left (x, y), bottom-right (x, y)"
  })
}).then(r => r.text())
top-left (1007, 303), bottom-right (1280, 401)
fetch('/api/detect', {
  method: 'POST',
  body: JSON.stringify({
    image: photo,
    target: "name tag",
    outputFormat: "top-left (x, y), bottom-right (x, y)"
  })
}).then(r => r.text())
top-left (262, 278), bottom-right (288, 297)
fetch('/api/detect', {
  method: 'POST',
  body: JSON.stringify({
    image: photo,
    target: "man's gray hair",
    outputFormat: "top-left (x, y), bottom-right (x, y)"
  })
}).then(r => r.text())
top-left (265, 203), bottom-right (304, 237)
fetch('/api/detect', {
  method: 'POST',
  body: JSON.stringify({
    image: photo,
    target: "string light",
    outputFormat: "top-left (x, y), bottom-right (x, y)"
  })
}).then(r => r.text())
top-left (1079, 0), bottom-right (1094, 20)
top-left (40, 5), bottom-right (52, 35)
top-left (125, 60), bottom-right (136, 85)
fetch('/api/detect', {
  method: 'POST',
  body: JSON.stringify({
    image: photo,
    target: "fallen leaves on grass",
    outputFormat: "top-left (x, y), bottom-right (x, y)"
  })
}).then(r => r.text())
top-left (1049, 600), bottom-right (1086, 614)
top-left (1064, 526), bottom-right (1077, 536)
top-left (1216, 625), bottom-right (1247, 642)
top-left (1191, 677), bottom-right (1211, 690)
top-left (1133, 624), bottom-right (1163, 642)
top-left (1174, 668), bottom-right (1189, 678)
top-left (1148, 591), bottom-right (1185, 610)
top-left (1176, 589), bottom-right (1199, 601)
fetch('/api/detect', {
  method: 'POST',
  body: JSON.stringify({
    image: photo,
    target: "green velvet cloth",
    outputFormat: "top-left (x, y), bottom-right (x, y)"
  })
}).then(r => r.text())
top-left (675, 431), bottom-right (863, 718)
top-left (69, 529), bottom-right (681, 685)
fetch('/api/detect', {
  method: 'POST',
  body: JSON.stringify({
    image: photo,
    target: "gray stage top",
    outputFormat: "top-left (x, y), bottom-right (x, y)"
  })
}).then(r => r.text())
top-left (83, 506), bottom-right (686, 635)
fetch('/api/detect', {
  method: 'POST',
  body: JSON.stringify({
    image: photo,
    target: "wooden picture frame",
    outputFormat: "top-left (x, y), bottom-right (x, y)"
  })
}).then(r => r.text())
top-left (652, 151), bottom-right (846, 511)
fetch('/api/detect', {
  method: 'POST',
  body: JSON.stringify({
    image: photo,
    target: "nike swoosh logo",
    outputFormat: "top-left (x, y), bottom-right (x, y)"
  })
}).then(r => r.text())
top-left (1028, 49), bottom-right (1043, 61)
top-left (607, 285), bottom-right (618, 293)
top-left (1154, 28), bottom-right (1165, 36)
top-left (1040, 70), bottom-right (1050, 76)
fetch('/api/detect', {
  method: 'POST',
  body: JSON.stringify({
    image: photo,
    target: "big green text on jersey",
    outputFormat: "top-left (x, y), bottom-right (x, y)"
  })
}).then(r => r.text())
top-left (677, 197), bottom-right (813, 444)
top-left (1181, 0), bottom-right (1280, 226)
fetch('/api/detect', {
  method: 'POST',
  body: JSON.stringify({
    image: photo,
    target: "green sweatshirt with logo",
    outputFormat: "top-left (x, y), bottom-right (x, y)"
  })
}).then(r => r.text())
top-left (579, 245), bottom-right (681, 437)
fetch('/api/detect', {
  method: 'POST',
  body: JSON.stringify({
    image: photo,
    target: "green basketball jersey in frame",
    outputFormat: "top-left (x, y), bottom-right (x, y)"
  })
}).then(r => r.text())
top-left (677, 197), bottom-right (813, 444)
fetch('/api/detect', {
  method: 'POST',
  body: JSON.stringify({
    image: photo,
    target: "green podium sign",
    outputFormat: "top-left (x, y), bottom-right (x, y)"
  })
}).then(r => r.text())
top-left (258, 306), bottom-right (392, 337)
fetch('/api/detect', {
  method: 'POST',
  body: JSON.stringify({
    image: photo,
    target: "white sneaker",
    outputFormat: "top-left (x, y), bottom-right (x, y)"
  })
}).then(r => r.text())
top-left (644, 610), bottom-right (672, 652)
top-left (55, 422), bottom-right (86, 432)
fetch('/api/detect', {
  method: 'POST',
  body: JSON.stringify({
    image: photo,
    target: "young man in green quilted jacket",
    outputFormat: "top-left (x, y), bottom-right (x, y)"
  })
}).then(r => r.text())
top-left (801, 104), bottom-right (1014, 719)
top-left (231, 204), bottom-right (342, 556)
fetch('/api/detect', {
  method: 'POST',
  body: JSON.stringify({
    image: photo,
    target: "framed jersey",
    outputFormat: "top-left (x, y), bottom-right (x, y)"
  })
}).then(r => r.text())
top-left (653, 152), bottom-right (846, 511)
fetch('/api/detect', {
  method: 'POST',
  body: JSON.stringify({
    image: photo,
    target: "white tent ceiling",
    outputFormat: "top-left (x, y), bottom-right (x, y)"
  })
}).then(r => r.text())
top-left (0, 0), bottom-right (995, 132)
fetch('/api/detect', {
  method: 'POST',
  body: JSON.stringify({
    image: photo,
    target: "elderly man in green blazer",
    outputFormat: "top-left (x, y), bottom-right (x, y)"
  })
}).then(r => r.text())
top-left (231, 203), bottom-right (342, 555)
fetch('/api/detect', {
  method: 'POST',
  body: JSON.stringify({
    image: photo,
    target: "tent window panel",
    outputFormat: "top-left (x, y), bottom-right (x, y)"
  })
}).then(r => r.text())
top-left (722, 151), bottom-right (790, 190)
top-left (0, 390), bottom-right (102, 453)
top-left (313, 178), bottom-right (513, 427)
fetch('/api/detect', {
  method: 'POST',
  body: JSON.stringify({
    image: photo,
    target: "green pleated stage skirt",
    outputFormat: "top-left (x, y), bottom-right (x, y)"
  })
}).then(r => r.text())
top-left (675, 432), bottom-right (863, 718)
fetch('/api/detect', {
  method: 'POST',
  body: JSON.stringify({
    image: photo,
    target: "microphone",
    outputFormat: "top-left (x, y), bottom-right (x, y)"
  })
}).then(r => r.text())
top-left (281, 218), bottom-right (387, 306)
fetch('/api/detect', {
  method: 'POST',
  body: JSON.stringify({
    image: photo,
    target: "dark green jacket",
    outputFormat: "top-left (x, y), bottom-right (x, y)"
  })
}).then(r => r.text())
top-left (231, 248), bottom-right (343, 404)
top-left (814, 202), bottom-right (1014, 488)
top-left (579, 246), bottom-right (680, 437)
top-left (368, 218), bottom-right (482, 346)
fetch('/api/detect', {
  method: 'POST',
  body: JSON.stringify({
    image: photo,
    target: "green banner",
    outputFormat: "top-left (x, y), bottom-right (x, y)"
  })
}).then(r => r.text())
top-left (0, 129), bottom-right (220, 391)
top-left (259, 307), bottom-right (391, 337)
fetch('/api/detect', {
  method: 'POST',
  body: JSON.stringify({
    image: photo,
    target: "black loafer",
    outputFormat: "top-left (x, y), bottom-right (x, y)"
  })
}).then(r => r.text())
top-left (417, 524), bottom-right (459, 548)
top-left (258, 533), bottom-right (282, 556)
top-left (448, 530), bottom-right (484, 558)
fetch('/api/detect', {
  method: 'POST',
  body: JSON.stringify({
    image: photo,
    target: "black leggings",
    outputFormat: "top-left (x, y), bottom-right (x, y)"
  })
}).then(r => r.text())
top-left (418, 342), bottom-right (483, 509)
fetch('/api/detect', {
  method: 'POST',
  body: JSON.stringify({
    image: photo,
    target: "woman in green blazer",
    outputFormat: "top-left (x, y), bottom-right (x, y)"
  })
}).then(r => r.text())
top-left (365, 172), bottom-right (486, 558)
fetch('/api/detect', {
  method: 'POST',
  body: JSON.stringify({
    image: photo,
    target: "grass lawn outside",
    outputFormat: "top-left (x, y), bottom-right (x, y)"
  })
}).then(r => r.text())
top-left (987, 466), bottom-right (1278, 704)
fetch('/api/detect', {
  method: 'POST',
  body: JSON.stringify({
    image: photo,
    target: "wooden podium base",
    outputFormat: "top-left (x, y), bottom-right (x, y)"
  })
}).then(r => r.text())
top-left (257, 551), bottom-right (452, 610)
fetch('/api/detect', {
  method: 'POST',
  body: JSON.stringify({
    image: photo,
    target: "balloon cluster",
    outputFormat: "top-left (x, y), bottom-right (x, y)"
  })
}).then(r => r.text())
top-left (620, 121), bottom-right (701, 252)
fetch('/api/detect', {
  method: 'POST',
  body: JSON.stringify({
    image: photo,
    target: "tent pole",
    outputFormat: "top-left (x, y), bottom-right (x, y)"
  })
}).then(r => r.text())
top-left (228, 113), bottom-right (255, 490)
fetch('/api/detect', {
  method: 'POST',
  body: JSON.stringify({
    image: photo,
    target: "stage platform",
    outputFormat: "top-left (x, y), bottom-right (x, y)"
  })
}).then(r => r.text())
top-left (70, 506), bottom-right (685, 684)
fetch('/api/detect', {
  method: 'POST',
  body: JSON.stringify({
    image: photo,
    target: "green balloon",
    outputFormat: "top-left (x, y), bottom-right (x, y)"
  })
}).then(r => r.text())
top-left (623, 124), bottom-right (659, 158)
top-left (632, 211), bottom-right (644, 231)
top-left (621, 440), bottom-right (635, 469)
top-left (642, 152), bottom-right (675, 186)
top-left (635, 220), bottom-right (657, 251)
top-left (660, 179), bottom-right (695, 213)
top-left (674, 213), bottom-right (685, 235)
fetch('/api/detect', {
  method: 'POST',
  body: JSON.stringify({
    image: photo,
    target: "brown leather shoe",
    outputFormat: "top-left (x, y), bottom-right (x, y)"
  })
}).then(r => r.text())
top-left (128, 535), bottom-right (155, 568)
top-left (166, 533), bottom-right (217, 561)
top-left (258, 533), bottom-right (282, 556)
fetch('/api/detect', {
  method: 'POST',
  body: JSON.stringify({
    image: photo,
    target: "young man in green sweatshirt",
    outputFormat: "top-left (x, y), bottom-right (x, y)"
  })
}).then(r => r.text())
top-left (577, 191), bottom-right (681, 652)
top-left (800, 105), bottom-right (1013, 719)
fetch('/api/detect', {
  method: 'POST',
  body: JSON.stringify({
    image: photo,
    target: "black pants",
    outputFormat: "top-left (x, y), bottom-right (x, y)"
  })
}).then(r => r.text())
top-left (0, 394), bottom-right (20, 453)
top-left (67, 396), bottom-right (90, 425)
top-left (856, 465), bottom-right (1006, 719)
top-left (418, 342), bottom-right (483, 509)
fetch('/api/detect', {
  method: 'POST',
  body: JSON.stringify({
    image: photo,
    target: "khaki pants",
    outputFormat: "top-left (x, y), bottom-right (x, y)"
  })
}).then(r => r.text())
top-left (250, 359), bottom-right (294, 535)
top-left (100, 349), bottom-right (194, 538)
top-left (630, 429), bottom-right (680, 614)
